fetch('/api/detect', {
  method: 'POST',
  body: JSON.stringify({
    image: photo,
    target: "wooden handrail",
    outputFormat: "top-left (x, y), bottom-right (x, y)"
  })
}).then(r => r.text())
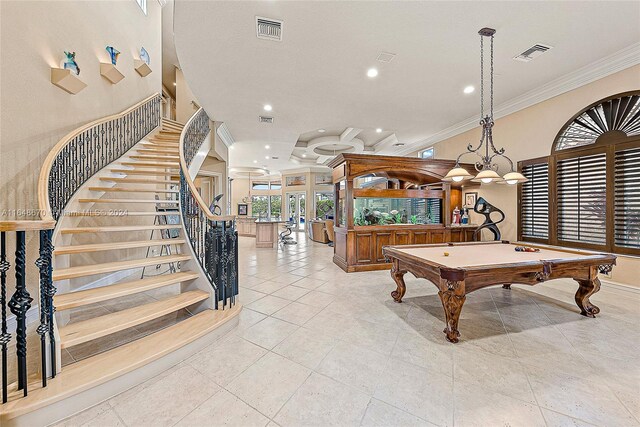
top-left (0, 220), bottom-right (56, 232)
top-left (37, 93), bottom-right (161, 221)
top-left (178, 108), bottom-right (234, 222)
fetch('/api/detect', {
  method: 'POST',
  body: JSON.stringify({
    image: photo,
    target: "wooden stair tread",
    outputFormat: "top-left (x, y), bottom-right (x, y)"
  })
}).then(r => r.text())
top-left (141, 142), bottom-right (179, 148)
top-left (100, 177), bottom-right (178, 184)
top-left (136, 148), bottom-right (179, 155)
top-left (88, 187), bottom-right (178, 194)
top-left (110, 169), bottom-right (180, 176)
top-left (55, 239), bottom-right (186, 255)
top-left (60, 224), bottom-right (181, 234)
top-left (78, 198), bottom-right (179, 204)
top-left (0, 307), bottom-right (240, 422)
top-left (59, 290), bottom-right (210, 348)
top-left (53, 254), bottom-right (190, 281)
top-left (54, 272), bottom-right (200, 311)
top-left (130, 155), bottom-right (180, 161)
top-left (63, 211), bottom-right (178, 217)
top-left (121, 161), bottom-right (179, 168)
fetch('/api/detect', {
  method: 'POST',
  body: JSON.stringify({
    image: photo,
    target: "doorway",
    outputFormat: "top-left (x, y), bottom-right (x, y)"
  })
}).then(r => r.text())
top-left (287, 192), bottom-right (306, 231)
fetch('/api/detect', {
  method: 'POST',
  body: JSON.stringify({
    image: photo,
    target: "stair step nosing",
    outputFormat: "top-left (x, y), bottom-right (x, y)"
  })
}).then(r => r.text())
top-left (54, 272), bottom-right (199, 310)
top-left (58, 291), bottom-right (209, 348)
top-left (53, 254), bottom-right (191, 281)
top-left (61, 225), bottom-right (181, 234)
top-left (55, 239), bottom-right (186, 254)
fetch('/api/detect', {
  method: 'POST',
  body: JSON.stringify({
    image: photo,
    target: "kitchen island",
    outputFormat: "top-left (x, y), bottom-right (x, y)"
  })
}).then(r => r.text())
top-left (255, 218), bottom-right (287, 248)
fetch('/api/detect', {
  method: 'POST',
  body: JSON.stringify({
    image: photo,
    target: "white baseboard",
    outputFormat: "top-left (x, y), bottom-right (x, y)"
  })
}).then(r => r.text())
top-left (600, 279), bottom-right (640, 294)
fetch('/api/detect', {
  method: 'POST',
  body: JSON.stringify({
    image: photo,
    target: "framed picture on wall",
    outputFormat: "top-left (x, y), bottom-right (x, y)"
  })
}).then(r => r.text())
top-left (237, 204), bottom-right (248, 216)
top-left (286, 175), bottom-right (306, 186)
top-left (464, 192), bottom-right (478, 208)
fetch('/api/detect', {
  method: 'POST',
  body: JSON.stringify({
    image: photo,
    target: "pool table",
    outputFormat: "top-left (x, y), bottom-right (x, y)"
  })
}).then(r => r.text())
top-left (382, 241), bottom-right (616, 343)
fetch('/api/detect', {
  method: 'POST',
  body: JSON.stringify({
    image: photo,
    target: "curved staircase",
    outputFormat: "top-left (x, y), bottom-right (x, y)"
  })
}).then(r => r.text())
top-left (0, 102), bottom-right (240, 425)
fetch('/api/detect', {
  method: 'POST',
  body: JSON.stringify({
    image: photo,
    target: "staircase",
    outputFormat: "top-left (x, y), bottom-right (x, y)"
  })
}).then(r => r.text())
top-left (0, 103), bottom-right (240, 425)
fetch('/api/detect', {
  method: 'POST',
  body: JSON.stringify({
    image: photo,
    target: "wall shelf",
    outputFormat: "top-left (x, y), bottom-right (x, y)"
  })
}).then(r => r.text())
top-left (134, 59), bottom-right (152, 77)
top-left (100, 62), bottom-right (125, 84)
top-left (50, 68), bottom-right (87, 94)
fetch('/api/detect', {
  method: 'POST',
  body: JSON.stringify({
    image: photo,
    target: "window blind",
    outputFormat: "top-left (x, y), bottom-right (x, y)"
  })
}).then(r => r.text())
top-left (614, 147), bottom-right (640, 249)
top-left (557, 153), bottom-right (607, 245)
top-left (520, 162), bottom-right (549, 239)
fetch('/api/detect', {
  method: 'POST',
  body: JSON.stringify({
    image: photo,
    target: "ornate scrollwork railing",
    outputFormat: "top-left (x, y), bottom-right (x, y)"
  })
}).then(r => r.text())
top-left (179, 108), bottom-right (238, 309)
top-left (0, 220), bottom-right (55, 403)
top-left (38, 93), bottom-right (162, 221)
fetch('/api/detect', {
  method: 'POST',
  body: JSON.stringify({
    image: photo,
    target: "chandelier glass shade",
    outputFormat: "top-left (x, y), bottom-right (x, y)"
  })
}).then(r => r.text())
top-left (445, 28), bottom-right (528, 186)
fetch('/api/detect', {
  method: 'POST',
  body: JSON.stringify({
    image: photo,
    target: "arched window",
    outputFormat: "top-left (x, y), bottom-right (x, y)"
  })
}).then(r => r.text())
top-left (518, 91), bottom-right (640, 256)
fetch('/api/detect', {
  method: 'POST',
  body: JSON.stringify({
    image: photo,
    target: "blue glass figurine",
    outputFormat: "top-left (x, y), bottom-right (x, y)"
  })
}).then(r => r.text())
top-left (106, 46), bottom-right (120, 65)
top-left (140, 47), bottom-right (150, 65)
top-left (62, 51), bottom-right (80, 75)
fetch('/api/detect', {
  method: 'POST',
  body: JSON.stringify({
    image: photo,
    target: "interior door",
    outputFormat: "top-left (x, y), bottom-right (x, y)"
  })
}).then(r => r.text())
top-left (287, 192), bottom-right (306, 231)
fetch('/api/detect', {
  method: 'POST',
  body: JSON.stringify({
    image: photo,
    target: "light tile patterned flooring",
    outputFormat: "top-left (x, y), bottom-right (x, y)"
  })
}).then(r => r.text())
top-left (57, 233), bottom-right (640, 427)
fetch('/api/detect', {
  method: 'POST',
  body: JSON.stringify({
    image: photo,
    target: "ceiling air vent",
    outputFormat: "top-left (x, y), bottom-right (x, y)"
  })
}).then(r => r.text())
top-left (377, 52), bottom-right (396, 63)
top-left (256, 17), bottom-right (283, 41)
top-left (513, 44), bottom-right (553, 62)
top-left (259, 116), bottom-right (274, 124)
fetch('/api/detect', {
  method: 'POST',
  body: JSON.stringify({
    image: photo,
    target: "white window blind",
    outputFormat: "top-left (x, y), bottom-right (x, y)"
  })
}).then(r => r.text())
top-left (520, 162), bottom-right (549, 239)
top-left (614, 147), bottom-right (640, 249)
top-left (557, 153), bottom-right (607, 245)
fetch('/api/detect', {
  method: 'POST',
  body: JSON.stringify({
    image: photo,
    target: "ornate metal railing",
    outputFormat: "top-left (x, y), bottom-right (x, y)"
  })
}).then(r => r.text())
top-left (38, 93), bottom-right (162, 221)
top-left (179, 108), bottom-right (238, 309)
top-left (0, 220), bottom-right (55, 403)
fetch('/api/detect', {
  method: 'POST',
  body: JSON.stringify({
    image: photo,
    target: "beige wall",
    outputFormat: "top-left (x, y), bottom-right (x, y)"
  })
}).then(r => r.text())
top-left (0, 0), bottom-right (162, 216)
top-left (175, 67), bottom-right (199, 123)
top-left (409, 65), bottom-right (640, 286)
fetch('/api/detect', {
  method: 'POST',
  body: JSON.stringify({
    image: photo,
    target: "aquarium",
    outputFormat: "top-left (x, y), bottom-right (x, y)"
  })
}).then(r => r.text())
top-left (353, 197), bottom-right (442, 226)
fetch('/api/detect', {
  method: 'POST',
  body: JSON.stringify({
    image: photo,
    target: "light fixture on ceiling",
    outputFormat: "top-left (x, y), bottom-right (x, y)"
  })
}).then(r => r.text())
top-left (263, 104), bottom-right (272, 111)
top-left (376, 128), bottom-right (382, 133)
top-left (229, 145), bottom-right (234, 150)
top-left (253, 160), bottom-right (258, 164)
top-left (173, 82), bottom-right (177, 86)
top-left (265, 145), bottom-right (270, 149)
top-left (302, 154), bottom-right (307, 158)
top-left (265, 156), bottom-right (270, 159)
top-left (463, 85), bottom-right (475, 94)
top-left (367, 68), bottom-right (378, 78)
top-left (444, 28), bottom-right (527, 186)
top-left (318, 129), bottom-right (326, 133)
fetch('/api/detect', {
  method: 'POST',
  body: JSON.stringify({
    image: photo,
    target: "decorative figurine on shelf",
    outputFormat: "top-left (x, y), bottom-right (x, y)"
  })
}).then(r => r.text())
top-left (140, 46), bottom-right (150, 65)
top-left (461, 208), bottom-right (469, 225)
top-left (106, 46), bottom-right (120, 65)
top-left (61, 51), bottom-right (80, 75)
top-left (473, 197), bottom-right (505, 241)
top-left (452, 206), bottom-right (461, 225)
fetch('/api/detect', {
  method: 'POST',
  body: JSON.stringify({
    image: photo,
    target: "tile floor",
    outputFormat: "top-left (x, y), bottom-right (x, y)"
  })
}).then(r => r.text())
top-left (56, 233), bottom-right (640, 427)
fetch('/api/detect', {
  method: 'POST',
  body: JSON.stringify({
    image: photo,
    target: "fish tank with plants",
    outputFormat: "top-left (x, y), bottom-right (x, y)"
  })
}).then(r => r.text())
top-left (353, 197), bottom-right (442, 226)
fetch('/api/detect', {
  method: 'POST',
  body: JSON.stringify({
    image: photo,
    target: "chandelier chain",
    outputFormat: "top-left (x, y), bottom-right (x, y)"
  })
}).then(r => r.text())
top-left (490, 34), bottom-right (494, 118)
top-left (480, 34), bottom-right (484, 121)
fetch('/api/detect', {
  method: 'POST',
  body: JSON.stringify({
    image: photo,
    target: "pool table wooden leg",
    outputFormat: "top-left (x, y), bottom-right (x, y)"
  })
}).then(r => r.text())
top-left (438, 279), bottom-right (466, 343)
top-left (390, 261), bottom-right (407, 303)
top-left (574, 276), bottom-right (601, 318)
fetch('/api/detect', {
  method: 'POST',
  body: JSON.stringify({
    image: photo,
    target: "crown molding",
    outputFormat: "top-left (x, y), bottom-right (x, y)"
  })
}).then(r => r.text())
top-left (397, 42), bottom-right (640, 156)
top-left (215, 122), bottom-right (235, 148)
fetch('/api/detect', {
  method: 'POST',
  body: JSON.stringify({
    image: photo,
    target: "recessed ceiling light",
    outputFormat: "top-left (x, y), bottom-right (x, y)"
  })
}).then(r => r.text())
top-left (253, 160), bottom-right (257, 164)
top-left (265, 145), bottom-right (270, 149)
top-left (318, 129), bottom-right (326, 133)
top-left (263, 104), bottom-right (272, 111)
top-left (302, 154), bottom-right (307, 158)
top-left (265, 156), bottom-right (270, 159)
top-left (229, 145), bottom-right (234, 150)
top-left (367, 68), bottom-right (378, 78)
top-left (173, 82), bottom-right (177, 86)
top-left (376, 128), bottom-right (382, 133)
top-left (463, 85), bottom-right (475, 94)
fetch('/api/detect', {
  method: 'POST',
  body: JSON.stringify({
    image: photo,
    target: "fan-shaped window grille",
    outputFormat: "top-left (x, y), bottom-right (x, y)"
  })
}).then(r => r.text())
top-left (554, 92), bottom-right (640, 151)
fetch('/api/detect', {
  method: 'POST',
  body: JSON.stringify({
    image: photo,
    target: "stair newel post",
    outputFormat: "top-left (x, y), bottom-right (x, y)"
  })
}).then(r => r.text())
top-left (8, 231), bottom-right (33, 396)
top-left (0, 231), bottom-right (10, 403)
top-left (35, 229), bottom-right (55, 386)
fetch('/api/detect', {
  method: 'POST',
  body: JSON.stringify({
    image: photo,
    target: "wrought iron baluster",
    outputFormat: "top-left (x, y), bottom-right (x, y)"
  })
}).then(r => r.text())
top-left (0, 232), bottom-right (10, 403)
top-left (8, 231), bottom-right (32, 396)
top-left (35, 229), bottom-right (54, 387)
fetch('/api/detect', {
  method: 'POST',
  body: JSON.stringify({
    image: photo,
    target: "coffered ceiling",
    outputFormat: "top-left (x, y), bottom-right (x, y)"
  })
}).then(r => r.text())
top-left (173, 1), bottom-right (640, 172)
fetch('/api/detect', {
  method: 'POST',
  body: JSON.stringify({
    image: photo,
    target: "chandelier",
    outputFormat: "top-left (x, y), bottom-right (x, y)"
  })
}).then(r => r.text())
top-left (444, 28), bottom-right (527, 185)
